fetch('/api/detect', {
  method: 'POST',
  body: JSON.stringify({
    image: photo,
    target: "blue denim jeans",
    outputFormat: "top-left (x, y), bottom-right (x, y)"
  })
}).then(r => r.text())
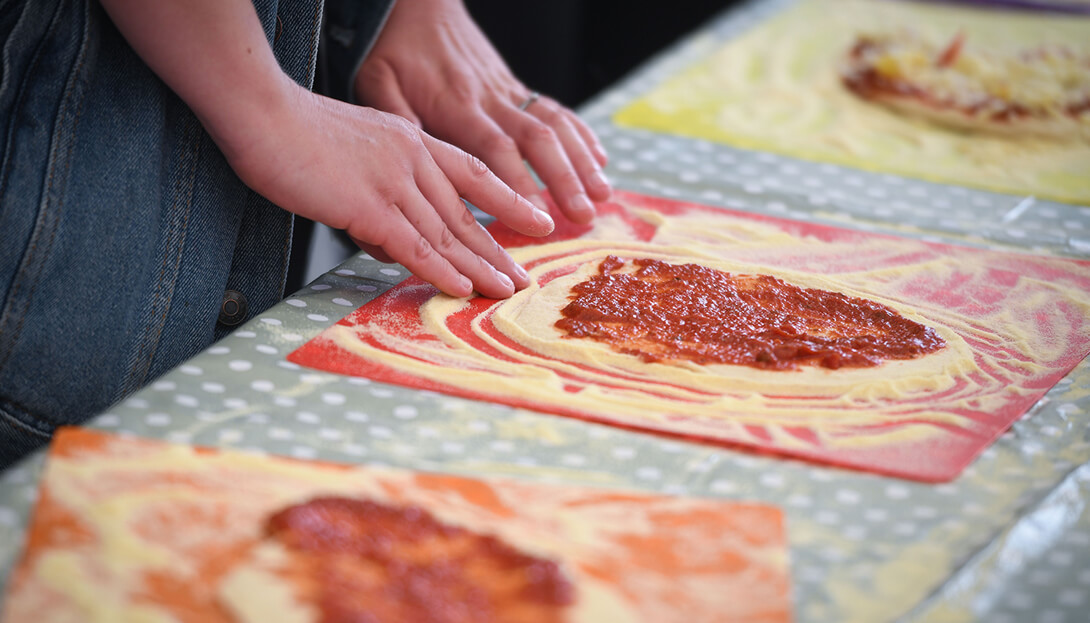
top-left (0, 0), bottom-right (394, 467)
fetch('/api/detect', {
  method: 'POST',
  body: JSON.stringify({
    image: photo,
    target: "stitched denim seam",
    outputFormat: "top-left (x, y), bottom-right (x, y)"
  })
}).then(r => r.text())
top-left (0, 0), bottom-right (90, 372)
top-left (279, 0), bottom-right (321, 286)
top-left (277, 205), bottom-right (292, 294)
top-left (0, 394), bottom-right (55, 440)
top-left (120, 115), bottom-right (202, 396)
top-left (282, 0), bottom-right (326, 285)
top-left (0, 0), bottom-right (67, 360)
top-left (305, 0), bottom-right (323, 88)
top-left (0, 0), bottom-right (61, 207)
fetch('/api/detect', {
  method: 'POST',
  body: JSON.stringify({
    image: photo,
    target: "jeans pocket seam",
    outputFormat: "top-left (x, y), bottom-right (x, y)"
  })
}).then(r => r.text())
top-left (0, 395), bottom-right (54, 440)
top-left (0, 0), bottom-right (93, 372)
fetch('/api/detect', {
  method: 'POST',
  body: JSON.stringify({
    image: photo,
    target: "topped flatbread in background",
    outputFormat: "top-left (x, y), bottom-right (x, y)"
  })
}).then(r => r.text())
top-left (614, 0), bottom-right (1090, 204)
top-left (840, 29), bottom-right (1090, 138)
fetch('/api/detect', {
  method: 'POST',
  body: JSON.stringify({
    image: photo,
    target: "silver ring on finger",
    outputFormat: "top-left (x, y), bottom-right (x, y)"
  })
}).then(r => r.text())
top-left (517, 91), bottom-right (541, 112)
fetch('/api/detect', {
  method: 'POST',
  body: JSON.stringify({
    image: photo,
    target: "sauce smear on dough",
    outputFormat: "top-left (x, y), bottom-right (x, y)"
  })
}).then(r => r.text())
top-left (556, 256), bottom-right (945, 370)
top-left (266, 497), bottom-right (574, 623)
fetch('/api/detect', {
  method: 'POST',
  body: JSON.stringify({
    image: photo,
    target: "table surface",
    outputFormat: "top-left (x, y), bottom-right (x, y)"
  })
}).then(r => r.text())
top-left (3, 1), bottom-right (1090, 622)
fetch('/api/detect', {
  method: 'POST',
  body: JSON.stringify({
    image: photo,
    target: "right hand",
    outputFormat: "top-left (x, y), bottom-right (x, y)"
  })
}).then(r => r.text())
top-left (354, 0), bottom-right (611, 225)
top-left (222, 84), bottom-right (556, 300)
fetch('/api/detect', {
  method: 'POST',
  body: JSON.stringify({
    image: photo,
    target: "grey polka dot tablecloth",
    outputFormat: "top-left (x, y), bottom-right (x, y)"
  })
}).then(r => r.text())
top-left (2, 2), bottom-right (1089, 622)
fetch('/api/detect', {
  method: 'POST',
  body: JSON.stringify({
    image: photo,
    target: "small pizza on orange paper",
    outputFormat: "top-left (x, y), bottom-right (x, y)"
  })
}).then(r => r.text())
top-left (1, 428), bottom-right (792, 623)
top-left (288, 191), bottom-right (1090, 482)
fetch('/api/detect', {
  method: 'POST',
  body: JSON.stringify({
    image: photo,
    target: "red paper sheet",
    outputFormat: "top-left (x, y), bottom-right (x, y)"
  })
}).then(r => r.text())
top-left (289, 191), bottom-right (1090, 482)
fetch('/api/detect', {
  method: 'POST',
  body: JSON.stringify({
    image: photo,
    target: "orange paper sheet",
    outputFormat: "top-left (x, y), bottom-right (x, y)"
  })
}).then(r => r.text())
top-left (1, 428), bottom-right (792, 623)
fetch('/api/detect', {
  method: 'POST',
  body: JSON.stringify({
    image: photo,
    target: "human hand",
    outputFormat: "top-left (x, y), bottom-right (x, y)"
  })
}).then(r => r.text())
top-left (225, 86), bottom-right (554, 299)
top-left (354, 0), bottom-right (611, 225)
top-left (100, 0), bottom-right (552, 300)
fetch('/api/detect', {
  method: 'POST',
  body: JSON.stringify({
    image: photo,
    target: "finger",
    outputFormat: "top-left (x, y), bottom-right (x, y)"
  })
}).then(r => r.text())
top-left (348, 209), bottom-right (472, 298)
top-left (525, 97), bottom-right (611, 201)
top-left (567, 109), bottom-right (609, 169)
top-left (492, 102), bottom-right (594, 225)
top-left (425, 135), bottom-right (553, 238)
top-left (354, 60), bottom-right (422, 127)
top-left (427, 104), bottom-right (552, 214)
top-left (395, 183), bottom-right (518, 299)
top-left (425, 139), bottom-right (552, 290)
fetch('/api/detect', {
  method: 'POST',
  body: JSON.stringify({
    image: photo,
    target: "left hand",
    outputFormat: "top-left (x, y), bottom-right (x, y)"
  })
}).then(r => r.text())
top-left (354, 0), bottom-right (611, 225)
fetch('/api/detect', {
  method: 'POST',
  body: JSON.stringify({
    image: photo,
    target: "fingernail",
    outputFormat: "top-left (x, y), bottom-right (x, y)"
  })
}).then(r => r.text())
top-left (456, 275), bottom-right (473, 297)
top-left (592, 170), bottom-right (611, 193)
top-left (572, 193), bottom-right (595, 218)
top-left (513, 263), bottom-right (529, 282)
top-left (532, 207), bottom-right (555, 230)
top-left (496, 270), bottom-right (514, 291)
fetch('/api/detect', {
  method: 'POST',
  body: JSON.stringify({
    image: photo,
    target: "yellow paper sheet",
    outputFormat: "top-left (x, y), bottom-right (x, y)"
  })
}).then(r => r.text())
top-left (614, 0), bottom-right (1090, 204)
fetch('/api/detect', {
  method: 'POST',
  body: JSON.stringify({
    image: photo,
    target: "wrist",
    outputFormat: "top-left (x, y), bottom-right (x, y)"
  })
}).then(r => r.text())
top-left (198, 68), bottom-right (302, 170)
top-left (98, 0), bottom-right (300, 174)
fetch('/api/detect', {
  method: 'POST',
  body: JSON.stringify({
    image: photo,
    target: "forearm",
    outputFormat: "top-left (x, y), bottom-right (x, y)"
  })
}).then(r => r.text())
top-left (98, 0), bottom-right (295, 160)
top-left (99, 0), bottom-right (550, 300)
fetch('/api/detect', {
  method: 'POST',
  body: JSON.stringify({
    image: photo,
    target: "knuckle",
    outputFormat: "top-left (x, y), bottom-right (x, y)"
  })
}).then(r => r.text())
top-left (395, 115), bottom-right (420, 135)
top-left (412, 235), bottom-right (435, 263)
top-left (473, 252), bottom-right (492, 275)
top-left (375, 193), bottom-right (401, 209)
top-left (535, 103), bottom-right (562, 125)
top-left (499, 185), bottom-right (522, 211)
top-left (463, 153), bottom-right (491, 179)
top-left (573, 156), bottom-right (598, 177)
top-left (522, 122), bottom-right (556, 145)
top-left (447, 78), bottom-right (477, 105)
top-left (436, 226), bottom-right (459, 253)
top-left (480, 132), bottom-right (519, 158)
top-left (385, 114), bottom-right (421, 143)
top-left (556, 170), bottom-right (582, 190)
top-left (458, 204), bottom-right (479, 229)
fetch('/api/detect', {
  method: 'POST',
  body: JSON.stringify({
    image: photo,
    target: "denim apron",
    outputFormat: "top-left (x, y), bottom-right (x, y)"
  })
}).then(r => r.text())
top-left (0, 0), bottom-right (395, 466)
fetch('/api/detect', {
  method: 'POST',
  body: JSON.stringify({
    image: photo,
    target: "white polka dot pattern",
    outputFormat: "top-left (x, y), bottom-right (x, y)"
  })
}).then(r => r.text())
top-left (0, 2), bottom-right (1087, 621)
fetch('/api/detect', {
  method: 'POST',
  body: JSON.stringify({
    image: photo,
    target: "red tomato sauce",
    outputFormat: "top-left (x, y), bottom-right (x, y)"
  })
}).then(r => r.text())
top-left (555, 256), bottom-right (945, 370)
top-left (265, 497), bottom-right (574, 623)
